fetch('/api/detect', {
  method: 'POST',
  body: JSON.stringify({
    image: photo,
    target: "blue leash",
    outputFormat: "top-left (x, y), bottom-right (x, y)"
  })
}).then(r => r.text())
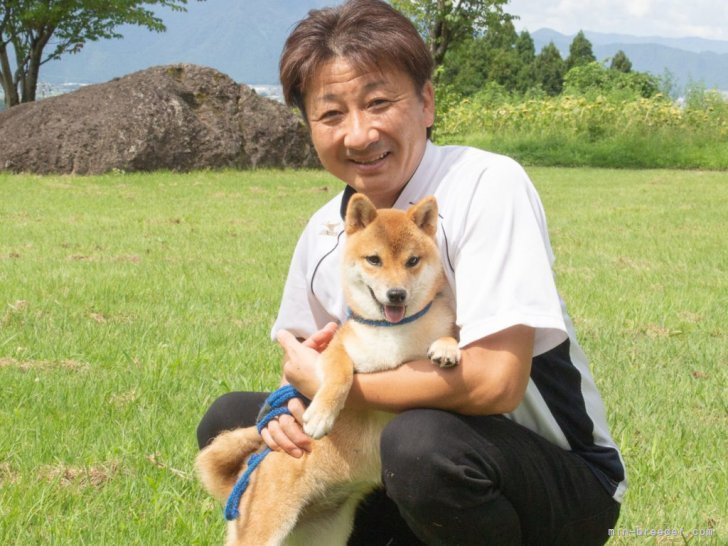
top-left (224, 385), bottom-right (309, 521)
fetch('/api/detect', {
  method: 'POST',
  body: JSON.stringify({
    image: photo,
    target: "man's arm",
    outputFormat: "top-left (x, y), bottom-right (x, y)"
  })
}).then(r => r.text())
top-left (347, 324), bottom-right (534, 415)
top-left (280, 324), bottom-right (534, 417)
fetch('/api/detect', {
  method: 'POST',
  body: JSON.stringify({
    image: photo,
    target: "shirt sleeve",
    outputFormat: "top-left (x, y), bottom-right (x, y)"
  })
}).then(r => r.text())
top-left (452, 157), bottom-right (568, 355)
top-left (270, 225), bottom-right (337, 341)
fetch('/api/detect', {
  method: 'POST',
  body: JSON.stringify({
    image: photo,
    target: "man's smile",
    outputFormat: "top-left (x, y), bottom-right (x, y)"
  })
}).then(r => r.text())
top-left (350, 151), bottom-right (391, 166)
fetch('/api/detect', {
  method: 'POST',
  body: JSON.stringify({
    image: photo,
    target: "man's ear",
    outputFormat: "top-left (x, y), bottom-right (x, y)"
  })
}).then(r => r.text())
top-left (407, 196), bottom-right (438, 238)
top-left (421, 80), bottom-right (435, 130)
top-left (345, 194), bottom-right (378, 234)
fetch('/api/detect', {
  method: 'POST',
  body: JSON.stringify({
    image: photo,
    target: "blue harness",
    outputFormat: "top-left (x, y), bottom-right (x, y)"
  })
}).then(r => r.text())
top-left (224, 385), bottom-right (309, 521)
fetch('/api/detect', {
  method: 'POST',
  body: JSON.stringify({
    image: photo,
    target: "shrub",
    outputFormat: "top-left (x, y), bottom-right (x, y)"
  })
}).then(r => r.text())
top-left (434, 87), bottom-right (728, 169)
top-left (563, 62), bottom-right (660, 99)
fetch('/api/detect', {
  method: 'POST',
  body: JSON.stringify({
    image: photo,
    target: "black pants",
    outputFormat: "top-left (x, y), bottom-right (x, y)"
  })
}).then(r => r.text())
top-left (197, 392), bottom-right (620, 545)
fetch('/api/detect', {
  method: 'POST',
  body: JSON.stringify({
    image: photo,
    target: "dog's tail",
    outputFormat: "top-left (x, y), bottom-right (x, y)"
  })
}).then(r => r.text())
top-left (195, 427), bottom-right (263, 502)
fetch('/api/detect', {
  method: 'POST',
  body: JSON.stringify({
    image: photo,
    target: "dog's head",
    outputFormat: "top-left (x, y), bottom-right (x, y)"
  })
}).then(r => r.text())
top-left (343, 194), bottom-right (444, 323)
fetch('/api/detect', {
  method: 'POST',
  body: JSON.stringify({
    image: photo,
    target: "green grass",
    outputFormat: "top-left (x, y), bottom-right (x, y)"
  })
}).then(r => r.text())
top-left (449, 130), bottom-right (728, 170)
top-left (1, 168), bottom-right (726, 544)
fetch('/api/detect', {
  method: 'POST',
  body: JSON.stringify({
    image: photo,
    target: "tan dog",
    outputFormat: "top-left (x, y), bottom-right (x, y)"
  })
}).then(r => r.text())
top-left (196, 194), bottom-right (459, 545)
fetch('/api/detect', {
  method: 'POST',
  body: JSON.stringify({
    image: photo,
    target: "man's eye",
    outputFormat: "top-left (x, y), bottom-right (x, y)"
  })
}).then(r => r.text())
top-left (316, 110), bottom-right (342, 122)
top-left (405, 256), bottom-right (420, 267)
top-left (365, 255), bottom-right (382, 266)
top-left (368, 98), bottom-right (389, 109)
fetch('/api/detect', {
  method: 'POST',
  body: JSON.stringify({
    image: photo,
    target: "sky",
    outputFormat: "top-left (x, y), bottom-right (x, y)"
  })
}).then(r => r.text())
top-left (507, 0), bottom-right (728, 41)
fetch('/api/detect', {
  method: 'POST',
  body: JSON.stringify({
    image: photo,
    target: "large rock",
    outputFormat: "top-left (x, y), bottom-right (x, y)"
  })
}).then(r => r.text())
top-left (0, 64), bottom-right (319, 174)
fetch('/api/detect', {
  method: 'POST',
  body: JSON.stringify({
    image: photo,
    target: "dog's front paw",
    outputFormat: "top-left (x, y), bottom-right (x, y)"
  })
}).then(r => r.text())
top-left (427, 337), bottom-right (461, 368)
top-left (303, 401), bottom-right (338, 439)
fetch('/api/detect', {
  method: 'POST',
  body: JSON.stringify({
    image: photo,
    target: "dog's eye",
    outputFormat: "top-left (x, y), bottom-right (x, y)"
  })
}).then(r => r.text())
top-left (406, 256), bottom-right (420, 268)
top-left (365, 255), bottom-right (382, 266)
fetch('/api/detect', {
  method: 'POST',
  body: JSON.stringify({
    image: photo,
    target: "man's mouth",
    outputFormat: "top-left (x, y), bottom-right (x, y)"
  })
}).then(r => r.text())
top-left (350, 151), bottom-right (390, 166)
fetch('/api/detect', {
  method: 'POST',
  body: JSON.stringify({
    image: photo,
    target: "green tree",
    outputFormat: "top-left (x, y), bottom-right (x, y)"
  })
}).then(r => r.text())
top-left (610, 50), bottom-right (632, 73)
top-left (535, 41), bottom-right (565, 95)
top-left (439, 19), bottom-right (535, 96)
top-left (391, 0), bottom-right (512, 71)
top-left (514, 30), bottom-right (536, 93)
top-left (515, 30), bottom-right (535, 64)
top-left (565, 30), bottom-right (595, 70)
top-left (440, 36), bottom-right (490, 95)
top-left (564, 61), bottom-right (659, 98)
top-left (0, 0), bottom-right (194, 108)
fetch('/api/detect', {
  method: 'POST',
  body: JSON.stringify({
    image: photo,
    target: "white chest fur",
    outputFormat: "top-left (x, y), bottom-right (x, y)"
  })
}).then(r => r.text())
top-left (343, 299), bottom-right (456, 373)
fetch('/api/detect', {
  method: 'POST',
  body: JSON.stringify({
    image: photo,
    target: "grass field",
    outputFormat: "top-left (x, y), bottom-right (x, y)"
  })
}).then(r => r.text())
top-left (1, 167), bottom-right (725, 544)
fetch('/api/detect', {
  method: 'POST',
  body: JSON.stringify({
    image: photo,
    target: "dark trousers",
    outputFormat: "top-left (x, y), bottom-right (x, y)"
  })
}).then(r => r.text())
top-left (197, 392), bottom-right (620, 545)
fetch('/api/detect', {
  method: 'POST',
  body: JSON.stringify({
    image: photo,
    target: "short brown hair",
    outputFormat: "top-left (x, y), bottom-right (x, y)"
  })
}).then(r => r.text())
top-left (279, 0), bottom-right (433, 119)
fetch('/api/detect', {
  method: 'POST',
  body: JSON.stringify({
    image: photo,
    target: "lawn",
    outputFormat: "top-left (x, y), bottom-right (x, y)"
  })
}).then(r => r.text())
top-left (0, 167), bottom-right (725, 544)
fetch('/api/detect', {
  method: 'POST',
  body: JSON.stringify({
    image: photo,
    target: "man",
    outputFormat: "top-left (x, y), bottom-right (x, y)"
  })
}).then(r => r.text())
top-left (198, 1), bottom-right (626, 544)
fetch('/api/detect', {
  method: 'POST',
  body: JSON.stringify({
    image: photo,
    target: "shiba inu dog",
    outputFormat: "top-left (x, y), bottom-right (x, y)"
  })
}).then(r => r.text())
top-left (196, 194), bottom-right (459, 545)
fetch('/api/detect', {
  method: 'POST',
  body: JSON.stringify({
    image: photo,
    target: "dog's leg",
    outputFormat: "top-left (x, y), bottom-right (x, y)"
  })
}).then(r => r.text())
top-left (427, 336), bottom-right (461, 368)
top-left (229, 451), bottom-right (339, 546)
top-left (303, 334), bottom-right (354, 439)
top-left (196, 427), bottom-right (263, 502)
top-left (285, 493), bottom-right (364, 546)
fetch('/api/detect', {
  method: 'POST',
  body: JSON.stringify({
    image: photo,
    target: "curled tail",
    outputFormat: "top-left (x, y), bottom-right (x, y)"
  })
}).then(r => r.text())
top-left (195, 427), bottom-right (263, 502)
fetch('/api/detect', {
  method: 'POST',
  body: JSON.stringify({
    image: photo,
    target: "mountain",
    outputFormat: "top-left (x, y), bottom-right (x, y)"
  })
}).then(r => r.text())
top-left (531, 29), bottom-right (728, 92)
top-left (533, 28), bottom-right (728, 55)
top-left (27, 4), bottom-right (728, 93)
top-left (40, 0), bottom-right (331, 85)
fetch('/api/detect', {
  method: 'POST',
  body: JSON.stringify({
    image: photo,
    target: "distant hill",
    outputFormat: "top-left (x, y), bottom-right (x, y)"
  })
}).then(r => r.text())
top-left (40, 0), bottom-right (331, 85)
top-left (531, 29), bottom-right (728, 92)
top-left (26, 3), bottom-right (728, 93)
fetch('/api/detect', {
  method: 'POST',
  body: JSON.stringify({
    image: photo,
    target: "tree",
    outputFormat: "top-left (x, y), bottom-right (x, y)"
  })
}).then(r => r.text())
top-left (565, 30), bottom-right (595, 71)
top-left (391, 0), bottom-right (512, 71)
top-left (610, 50), bottom-right (632, 73)
top-left (439, 19), bottom-right (535, 96)
top-left (535, 42), bottom-right (565, 95)
top-left (515, 30), bottom-right (535, 65)
top-left (439, 36), bottom-right (491, 95)
top-left (563, 61), bottom-right (660, 98)
top-left (0, 0), bottom-right (194, 108)
top-left (514, 30), bottom-right (536, 93)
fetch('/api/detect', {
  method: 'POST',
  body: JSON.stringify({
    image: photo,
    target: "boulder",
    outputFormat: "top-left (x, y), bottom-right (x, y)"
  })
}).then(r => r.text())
top-left (0, 64), bottom-right (319, 174)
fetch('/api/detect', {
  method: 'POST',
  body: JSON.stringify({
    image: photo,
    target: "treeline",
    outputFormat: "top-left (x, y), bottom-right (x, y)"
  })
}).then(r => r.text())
top-left (431, 19), bottom-right (728, 170)
top-left (439, 22), bottom-right (660, 99)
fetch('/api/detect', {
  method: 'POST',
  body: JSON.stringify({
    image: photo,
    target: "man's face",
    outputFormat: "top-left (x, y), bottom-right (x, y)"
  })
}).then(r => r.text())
top-left (304, 57), bottom-right (435, 208)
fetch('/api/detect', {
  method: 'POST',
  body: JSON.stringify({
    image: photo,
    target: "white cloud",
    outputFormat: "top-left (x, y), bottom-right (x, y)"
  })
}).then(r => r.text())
top-left (625, 0), bottom-right (652, 18)
top-left (508, 0), bottom-right (728, 40)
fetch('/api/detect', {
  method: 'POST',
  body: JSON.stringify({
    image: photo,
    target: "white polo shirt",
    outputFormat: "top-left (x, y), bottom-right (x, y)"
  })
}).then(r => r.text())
top-left (271, 141), bottom-right (627, 502)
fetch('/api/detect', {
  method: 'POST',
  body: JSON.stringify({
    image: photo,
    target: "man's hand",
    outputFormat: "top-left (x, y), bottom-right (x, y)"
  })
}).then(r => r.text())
top-left (259, 322), bottom-right (338, 457)
top-left (278, 328), bottom-right (332, 400)
top-left (259, 395), bottom-right (311, 458)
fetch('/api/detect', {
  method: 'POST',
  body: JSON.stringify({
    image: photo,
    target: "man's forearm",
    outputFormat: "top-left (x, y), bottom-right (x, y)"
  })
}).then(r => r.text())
top-left (347, 325), bottom-right (535, 415)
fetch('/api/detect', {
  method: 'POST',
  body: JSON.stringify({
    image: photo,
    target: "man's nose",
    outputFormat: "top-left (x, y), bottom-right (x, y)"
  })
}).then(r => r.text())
top-left (343, 111), bottom-right (379, 150)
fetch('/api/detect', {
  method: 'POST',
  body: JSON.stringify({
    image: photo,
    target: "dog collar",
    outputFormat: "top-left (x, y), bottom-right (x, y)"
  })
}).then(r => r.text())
top-left (347, 301), bottom-right (433, 328)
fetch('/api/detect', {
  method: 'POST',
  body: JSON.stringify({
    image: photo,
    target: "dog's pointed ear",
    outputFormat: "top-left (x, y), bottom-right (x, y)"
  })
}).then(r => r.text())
top-left (408, 196), bottom-right (438, 237)
top-left (346, 194), bottom-right (378, 234)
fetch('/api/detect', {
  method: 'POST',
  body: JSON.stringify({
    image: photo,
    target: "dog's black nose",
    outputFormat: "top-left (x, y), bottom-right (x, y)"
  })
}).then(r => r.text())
top-left (386, 288), bottom-right (407, 304)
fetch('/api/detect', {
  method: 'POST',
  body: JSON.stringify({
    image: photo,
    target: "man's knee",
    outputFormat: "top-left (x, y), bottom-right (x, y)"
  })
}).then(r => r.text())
top-left (196, 391), bottom-right (266, 449)
top-left (380, 409), bottom-right (460, 501)
top-left (381, 411), bottom-right (508, 506)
